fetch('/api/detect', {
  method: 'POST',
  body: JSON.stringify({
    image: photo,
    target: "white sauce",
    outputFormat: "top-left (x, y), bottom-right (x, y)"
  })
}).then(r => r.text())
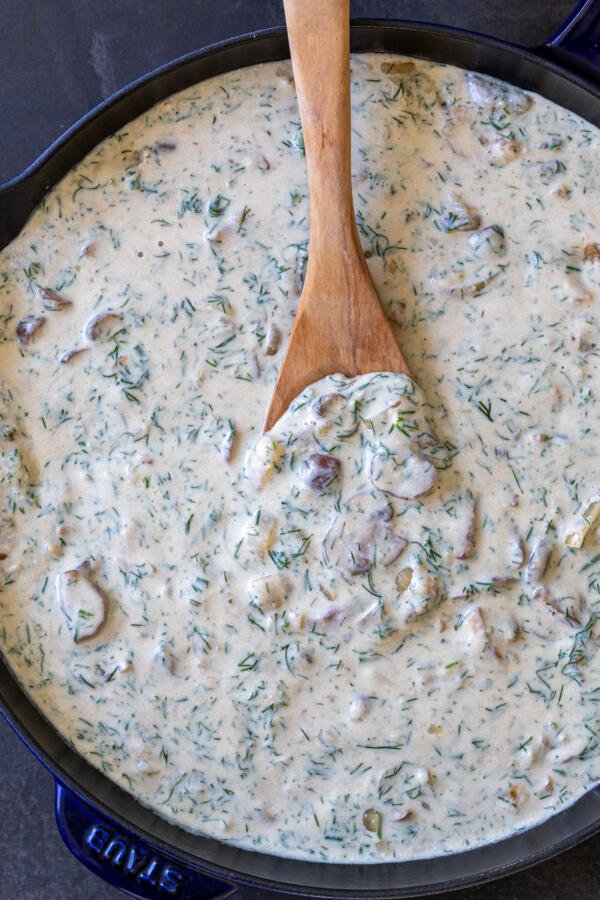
top-left (1, 55), bottom-right (600, 862)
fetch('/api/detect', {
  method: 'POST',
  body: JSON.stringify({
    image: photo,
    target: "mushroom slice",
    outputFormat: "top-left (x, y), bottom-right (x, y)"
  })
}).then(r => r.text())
top-left (533, 585), bottom-right (583, 628)
top-left (264, 324), bottom-right (282, 356)
top-left (456, 495), bottom-right (478, 560)
top-left (83, 309), bottom-right (121, 342)
top-left (16, 315), bottom-right (45, 345)
top-left (466, 73), bottom-right (531, 115)
top-left (152, 140), bottom-right (176, 155)
top-left (80, 240), bottom-right (96, 257)
top-left (370, 449), bottom-right (437, 499)
top-left (284, 641), bottom-right (314, 675)
top-left (248, 572), bottom-right (290, 611)
top-left (299, 453), bottom-right (341, 494)
top-left (565, 500), bottom-right (600, 549)
top-left (311, 601), bottom-right (354, 630)
top-left (244, 436), bottom-right (284, 488)
top-left (394, 563), bottom-right (441, 625)
top-left (220, 420), bottom-right (237, 463)
top-left (154, 641), bottom-right (178, 674)
top-left (385, 298), bottom-right (407, 326)
top-left (395, 567), bottom-right (413, 594)
top-left (506, 782), bottom-right (529, 810)
top-left (323, 493), bottom-right (406, 577)
top-left (37, 287), bottom-right (71, 310)
top-left (458, 605), bottom-right (488, 653)
top-left (313, 391), bottom-right (348, 420)
top-left (480, 136), bottom-right (522, 166)
top-left (438, 270), bottom-right (499, 301)
top-left (583, 243), bottom-right (600, 263)
top-left (59, 346), bottom-right (88, 364)
top-left (57, 568), bottom-right (106, 642)
top-left (507, 526), bottom-right (526, 570)
top-left (238, 511), bottom-right (278, 563)
top-left (524, 538), bottom-right (553, 583)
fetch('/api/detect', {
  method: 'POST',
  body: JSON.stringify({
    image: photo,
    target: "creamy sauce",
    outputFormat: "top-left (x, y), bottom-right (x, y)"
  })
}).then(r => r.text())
top-left (1, 55), bottom-right (600, 863)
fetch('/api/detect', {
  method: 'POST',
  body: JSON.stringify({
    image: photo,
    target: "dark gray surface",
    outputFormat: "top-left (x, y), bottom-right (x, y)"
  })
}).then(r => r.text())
top-left (2, 1), bottom-right (599, 898)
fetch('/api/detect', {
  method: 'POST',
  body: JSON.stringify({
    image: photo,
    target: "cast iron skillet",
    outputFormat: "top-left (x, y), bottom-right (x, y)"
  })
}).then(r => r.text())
top-left (2, 1), bottom-right (600, 897)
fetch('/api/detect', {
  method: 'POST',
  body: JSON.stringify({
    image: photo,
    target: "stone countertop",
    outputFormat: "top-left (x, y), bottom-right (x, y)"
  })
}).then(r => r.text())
top-left (1, 1), bottom-right (599, 898)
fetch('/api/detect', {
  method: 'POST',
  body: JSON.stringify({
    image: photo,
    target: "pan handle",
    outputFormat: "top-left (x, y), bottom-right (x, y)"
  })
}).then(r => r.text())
top-left (544, 0), bottom-right (600, 78)
top-left (55, 781), bottom-right (237, 899)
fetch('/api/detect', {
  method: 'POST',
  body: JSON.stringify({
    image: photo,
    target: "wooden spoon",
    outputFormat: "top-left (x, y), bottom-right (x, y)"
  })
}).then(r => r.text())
top-left (263, 0), bottom-right (412, 432)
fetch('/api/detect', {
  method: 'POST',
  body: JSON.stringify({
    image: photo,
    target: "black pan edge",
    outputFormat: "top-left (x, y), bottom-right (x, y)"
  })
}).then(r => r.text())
top-left (1, 20), bottom-right (600, 250)
top-left (2, 19), bottom-right (600, 898)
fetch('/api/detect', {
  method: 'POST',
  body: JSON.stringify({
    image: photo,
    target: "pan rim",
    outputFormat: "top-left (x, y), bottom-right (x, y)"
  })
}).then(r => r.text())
top-left (2, 18), bottom-right (600, 896)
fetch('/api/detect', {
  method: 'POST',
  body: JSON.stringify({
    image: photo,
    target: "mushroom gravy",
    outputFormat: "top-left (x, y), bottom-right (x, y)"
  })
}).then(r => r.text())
top-left (1, 55), bottom-right (600, 862)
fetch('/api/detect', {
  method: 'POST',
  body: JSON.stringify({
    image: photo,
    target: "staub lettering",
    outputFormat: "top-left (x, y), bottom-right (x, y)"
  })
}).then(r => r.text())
top-left (85, 825), bottom-right (184, 895)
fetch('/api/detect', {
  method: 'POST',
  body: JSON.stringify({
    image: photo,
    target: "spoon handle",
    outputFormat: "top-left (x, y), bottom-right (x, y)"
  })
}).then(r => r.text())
top-left (283, 0), bottom-right (359, 259)
top-left (264, 0), bottom-right (411, 432)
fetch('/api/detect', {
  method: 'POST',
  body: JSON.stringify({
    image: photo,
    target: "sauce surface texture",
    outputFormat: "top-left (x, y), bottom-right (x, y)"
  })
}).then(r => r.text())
top-left (1, 55), bottom-right (600, 862)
